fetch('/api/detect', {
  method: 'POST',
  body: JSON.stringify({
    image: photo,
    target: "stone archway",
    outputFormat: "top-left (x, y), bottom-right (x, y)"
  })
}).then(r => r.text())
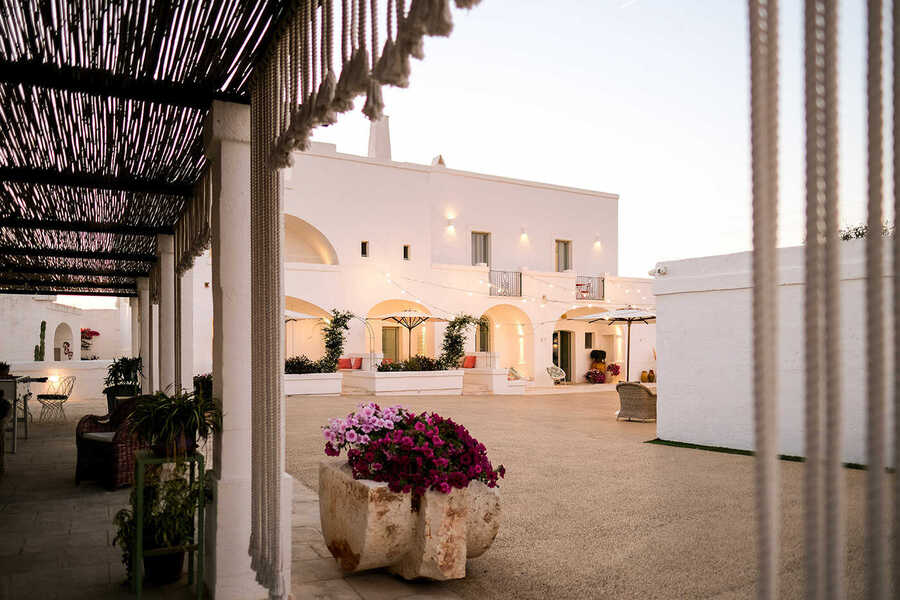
top-left (481, 304), bottom-right (534, 378)
top-left (367, 299), bottom-right (434, 361)
top-left (284, 297), bottom-right (331, 360)
top-left (53, 322), bottom-right (74, 361)
top-left (284, 214), bottom-right (339, 265)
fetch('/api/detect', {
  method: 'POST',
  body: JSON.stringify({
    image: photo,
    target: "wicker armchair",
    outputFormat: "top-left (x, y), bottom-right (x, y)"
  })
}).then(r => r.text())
top-left (75, 395), bottom-right (147, 489)
top-left (615, 382), bottom-right (657, 422)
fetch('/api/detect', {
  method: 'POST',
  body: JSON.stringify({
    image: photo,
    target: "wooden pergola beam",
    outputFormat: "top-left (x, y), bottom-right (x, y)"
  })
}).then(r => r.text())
top-left (0, 59), bottom-right (249, 109)
top-left (0, 218), bottom-right (173, 236)
top-left (0, 288), bottom-right (137, 298)
top-left (0, 265), bottom-right (150, 278)
top-left (0, 247), bottom-right (156, 262)
top-left (0, 277), bottom-right (136, 290)
top-left (0, 166), bottom-right (192, 197)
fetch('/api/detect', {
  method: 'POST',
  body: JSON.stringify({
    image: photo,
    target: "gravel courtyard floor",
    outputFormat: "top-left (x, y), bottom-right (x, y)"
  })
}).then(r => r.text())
top-left (286, 391), bottom-right (875, 600)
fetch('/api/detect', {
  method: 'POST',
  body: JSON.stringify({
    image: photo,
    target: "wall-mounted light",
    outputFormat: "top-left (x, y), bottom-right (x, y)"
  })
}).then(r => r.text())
top-left (446, 217), bottom-right (456, 233)
top-left (520, 227), bottom-right (528, 242)
top-left (594, 236), bottom-right (603, 251)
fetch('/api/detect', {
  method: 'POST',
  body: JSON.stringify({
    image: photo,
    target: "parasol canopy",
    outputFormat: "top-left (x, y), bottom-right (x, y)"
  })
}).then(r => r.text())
top-left (568, 307), bottom-right (656, 382)
top-left (368, 309), bottom-right (448, 360)
top-left (284, 310), bottom-right (328, 322)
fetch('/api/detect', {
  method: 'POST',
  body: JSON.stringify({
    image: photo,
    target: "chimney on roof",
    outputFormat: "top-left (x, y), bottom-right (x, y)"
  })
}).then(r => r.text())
top-left (367, 116), bottom-right (391, 161)
top-left (431, 154), bottom-right (446, 167)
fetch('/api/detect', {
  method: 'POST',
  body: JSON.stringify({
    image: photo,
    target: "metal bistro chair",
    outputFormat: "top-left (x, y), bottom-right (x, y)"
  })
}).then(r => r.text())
top-left (546, 365), bottom-right (567, 385)
top-left (37, 376), bottom-right (76, 423)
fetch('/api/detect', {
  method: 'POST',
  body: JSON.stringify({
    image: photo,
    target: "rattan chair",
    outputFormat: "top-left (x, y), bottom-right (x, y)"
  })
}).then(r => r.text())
top-left (102, 383), bottom-right (140, 414)
top-left (615, 382), bottom-right (657, 422)
top-left (546, 365), bottom-right (566, 384)
top-left (36, 376), bottom-right (75, 423)
top-left (75, 395), bottom-right (146, 489)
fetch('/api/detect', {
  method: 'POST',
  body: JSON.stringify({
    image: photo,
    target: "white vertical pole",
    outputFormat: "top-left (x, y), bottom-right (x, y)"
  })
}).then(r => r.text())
top-left (178, 269), bottom-right (194, 391)
top-left (137, 278), bottom-right (151, 394)
top-left (129, 297), bottom-right (140, 358)
top-left (157, 234), bottom-right (176, 393)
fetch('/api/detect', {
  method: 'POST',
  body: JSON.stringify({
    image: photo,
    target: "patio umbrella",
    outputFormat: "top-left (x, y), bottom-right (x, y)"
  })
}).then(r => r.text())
top-left (569, 307), bottom-right (656, 382)
top-left (368, 309), bottom-right (448, 360)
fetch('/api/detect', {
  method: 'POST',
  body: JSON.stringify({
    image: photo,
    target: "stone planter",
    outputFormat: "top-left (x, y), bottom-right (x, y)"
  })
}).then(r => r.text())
top-left (341, 369), bottom-right (463, 396)
top-left (318, 461), bottom-right (500, 580)
top-left (284, 372), bottom-right (343, 396)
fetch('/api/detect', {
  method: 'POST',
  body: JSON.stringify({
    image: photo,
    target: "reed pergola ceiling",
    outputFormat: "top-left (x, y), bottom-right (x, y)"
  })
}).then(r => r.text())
top-left (0, 0), bottom-right (291, 296)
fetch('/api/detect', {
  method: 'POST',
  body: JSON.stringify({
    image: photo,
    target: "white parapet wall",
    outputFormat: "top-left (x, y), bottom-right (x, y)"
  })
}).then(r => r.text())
top-left (343, 370), bottom-right (464, 396)
top-left (284, 372), bottom-right (343, 396)
top-left (9, 359), bottom-right (113, 403)
top-left (653, 239), bottom-right (894, 466)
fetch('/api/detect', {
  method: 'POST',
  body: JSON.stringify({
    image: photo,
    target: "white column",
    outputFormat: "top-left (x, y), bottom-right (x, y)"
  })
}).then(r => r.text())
top-left (177, 268), bottom-right (194, 390)
top-left (118, 297), bottom-right (132, 356)
top-left (129, 297), bottom-right (140, 357)
top-left (533, 322), bottom-right (556, 387)
top-left (157, 234), bottom-right (176, 392)
top-left (203, 101), bottom-right (268, 600)
top-left (137, 278), bottom-right (152, 394)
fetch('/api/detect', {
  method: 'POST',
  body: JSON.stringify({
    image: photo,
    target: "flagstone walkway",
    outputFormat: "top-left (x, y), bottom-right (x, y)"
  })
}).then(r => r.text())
top-left (0, 396), bottom-right (460, 600)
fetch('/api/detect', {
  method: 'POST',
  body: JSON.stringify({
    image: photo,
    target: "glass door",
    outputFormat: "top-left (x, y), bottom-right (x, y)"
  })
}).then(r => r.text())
top-left (381, 326), bottom-right (399, 362)
top-left (553, 330), bottom-right (573, 382)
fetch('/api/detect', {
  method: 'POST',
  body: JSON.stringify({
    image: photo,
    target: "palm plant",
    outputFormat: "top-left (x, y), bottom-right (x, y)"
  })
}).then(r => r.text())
top-left (130, 390), bottom-right (222, 457)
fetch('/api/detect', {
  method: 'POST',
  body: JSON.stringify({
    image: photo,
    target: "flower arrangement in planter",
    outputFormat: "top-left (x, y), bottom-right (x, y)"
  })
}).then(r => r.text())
top-left (585, 368), bottom-right (605, 384)
top-left (80, 327), bottom-right (100, 352)
top-left (323, 402), bottom-right (505, 495)
top-left (113, 463), bottom-right (201, 584)
top-left (130, 390), bottom-right (222, 458)
top-left (193, 373), bottom-right (212, 401)
top-left (606, 362), bottom-right (621, 384)
top-left (285, 355), bottom-right (326, 374)
top-left (318, 402), bottom-right (504, 580)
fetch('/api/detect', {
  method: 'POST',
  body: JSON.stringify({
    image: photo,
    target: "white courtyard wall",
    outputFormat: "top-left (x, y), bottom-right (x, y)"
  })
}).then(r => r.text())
top-left (0, 296), bottom-right (83, 363)
top-left (653, 240), bottom-right (894, 466)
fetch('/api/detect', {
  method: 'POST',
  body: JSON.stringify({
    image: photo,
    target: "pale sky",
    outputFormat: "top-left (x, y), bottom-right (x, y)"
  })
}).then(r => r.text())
top-left (60, 0), bottom-right (891, 309)
top-left (309, 0), bottom-right (892, 277)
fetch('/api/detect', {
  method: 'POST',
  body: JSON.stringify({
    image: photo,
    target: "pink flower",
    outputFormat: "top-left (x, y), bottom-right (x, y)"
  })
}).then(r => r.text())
top-left (345, 430), bottom-right (359, 443)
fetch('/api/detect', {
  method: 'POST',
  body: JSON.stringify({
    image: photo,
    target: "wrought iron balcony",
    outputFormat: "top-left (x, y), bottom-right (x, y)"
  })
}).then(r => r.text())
top-left (489, 270), bottom-right (522, 297)
top-left (575, 276), bottom-right (604, 300)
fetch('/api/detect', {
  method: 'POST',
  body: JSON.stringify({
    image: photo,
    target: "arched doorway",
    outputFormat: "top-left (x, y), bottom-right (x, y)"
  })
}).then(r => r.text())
top-left (284, 297), bottom-right (331, 359)
top-left (284, 214), bottom-right (339, 264)
top-left (367, 299), bottom-right (433, 362)
top-left (53, 322), bottom-right (74, 361)
top-left (480, 304), bottom-right (534, 378)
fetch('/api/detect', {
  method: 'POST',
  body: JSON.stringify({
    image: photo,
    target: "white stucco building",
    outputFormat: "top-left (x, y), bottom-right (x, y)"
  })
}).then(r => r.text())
top-left (261, 118), bottom-right (656, 387)
top-left (653, 239), bottom-right (895, 466)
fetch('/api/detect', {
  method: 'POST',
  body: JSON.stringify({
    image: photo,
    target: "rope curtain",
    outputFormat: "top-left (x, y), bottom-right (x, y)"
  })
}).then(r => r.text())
top-left (149, 260), bottom-right (160, 306)
top-left (748, 1), bottom-right (779, 598)
top-left (246, 1), bottom-right (483, 596)
top-left (753, 1), bottom-right (899, 598)
top-left (803, 2), bottom-right (843, 598)
top-left (174, 170), bottom-right (213, 276)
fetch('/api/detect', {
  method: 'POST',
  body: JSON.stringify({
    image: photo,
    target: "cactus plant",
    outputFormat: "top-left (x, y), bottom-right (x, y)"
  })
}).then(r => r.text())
top-left (33, 320), bottom-right (46, 361)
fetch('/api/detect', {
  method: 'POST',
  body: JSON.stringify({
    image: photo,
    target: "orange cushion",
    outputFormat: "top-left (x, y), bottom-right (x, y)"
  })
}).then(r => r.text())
top-left (462, 356), bottom-right (476, 368)
top-left (382, 358), bottom-right (393, 365)
top-left (337, 358), bottom-right (352, 369)
top-left (351, 357), bottom-right (362, 369)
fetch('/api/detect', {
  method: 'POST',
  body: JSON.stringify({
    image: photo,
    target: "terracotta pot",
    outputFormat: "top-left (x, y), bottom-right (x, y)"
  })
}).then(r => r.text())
top-left (640, 370), bottom-right (649, 383)
top-left (143, 550), bottom-right (185, 584)
top-left (648, 370), bottom-right (656, 383)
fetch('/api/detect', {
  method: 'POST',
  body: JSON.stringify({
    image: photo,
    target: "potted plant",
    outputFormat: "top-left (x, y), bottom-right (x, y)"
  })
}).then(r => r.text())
top-left (0, 361), bottom-right (10, 378)
top-left (130, 390), bottom-right (222, 458)
top-left (103, 357), bottom-right (143, 411)
top-left (585, 368), bottom-right (605, 384)
top-left (192, 373), bottom-right (212, 401)
top-left (606, 362), bottom-right (621, 385)
top-left (318, 402), bottom-right (505, 580)
top-left (113, 464), bottom-right (201, 584)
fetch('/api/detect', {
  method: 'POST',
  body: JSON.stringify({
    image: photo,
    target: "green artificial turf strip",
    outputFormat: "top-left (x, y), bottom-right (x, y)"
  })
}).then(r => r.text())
top-left (646, 438), bottom-right (871, 470)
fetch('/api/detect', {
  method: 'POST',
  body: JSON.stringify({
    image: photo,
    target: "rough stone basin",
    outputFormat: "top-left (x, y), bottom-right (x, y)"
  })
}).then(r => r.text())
top-left (318, 461), bottom-right (501, 580)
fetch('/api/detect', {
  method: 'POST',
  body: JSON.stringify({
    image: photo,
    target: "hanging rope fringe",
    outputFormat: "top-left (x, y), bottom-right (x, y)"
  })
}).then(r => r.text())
top-left (261, 0), bottom-right (479, 166)
top-left (174, 169), bottom-right (212, 276)
top-left (247, 1), bottom-right (485, 596)
top-left (748, 1), bottom-right (779, 599)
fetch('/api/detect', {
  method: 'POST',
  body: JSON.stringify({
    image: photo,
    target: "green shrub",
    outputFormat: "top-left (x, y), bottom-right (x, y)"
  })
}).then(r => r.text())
top-left (438, 315), bottom-right (484, 368)
top-left (377, 355), bottom-right (446, 372)
top-left (285, 355), bottom-right (324, 374)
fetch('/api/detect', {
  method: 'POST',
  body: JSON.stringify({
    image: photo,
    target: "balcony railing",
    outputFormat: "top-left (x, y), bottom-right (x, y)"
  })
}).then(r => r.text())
top-left (489, 270), bottom-right (522, 296)
top-left (575, 276), bottom-right (604, 300)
